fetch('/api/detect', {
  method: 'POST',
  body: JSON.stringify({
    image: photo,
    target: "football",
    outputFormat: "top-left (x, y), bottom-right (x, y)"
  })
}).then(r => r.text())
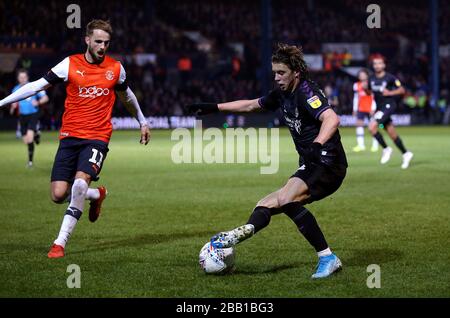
top-left (198, 241), bottom-right (235, 274)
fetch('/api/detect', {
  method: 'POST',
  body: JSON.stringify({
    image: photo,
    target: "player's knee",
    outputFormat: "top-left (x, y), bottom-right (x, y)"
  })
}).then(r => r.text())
top-left (71, 178), bottom-right (88, 198)
top-left (51, 190), bottom-right (67, 204)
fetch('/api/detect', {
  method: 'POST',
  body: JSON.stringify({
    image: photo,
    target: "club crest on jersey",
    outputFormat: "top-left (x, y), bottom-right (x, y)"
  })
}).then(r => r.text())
top-left (105, 70), bottom-right (115, 81)
top-left (307, 95), bottom-right (322, 109)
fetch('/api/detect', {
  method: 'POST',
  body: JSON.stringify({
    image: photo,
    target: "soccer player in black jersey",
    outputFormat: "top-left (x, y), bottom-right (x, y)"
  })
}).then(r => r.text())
top-left (368, 55), bottom-right (414, 169)
top-left (187, 44), bottom-right (347, 279)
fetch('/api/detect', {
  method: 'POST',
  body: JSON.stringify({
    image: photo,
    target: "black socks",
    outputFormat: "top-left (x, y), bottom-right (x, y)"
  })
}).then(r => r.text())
top-left (27, 142), bottom-right (34, 162)
top-left (247, 206), bottom-right (273, 233)
top-left (282, 202), bottom-right (329, 252)
top-left (373, 132), bottom-right (387, 148)
top-left (393, 137), bottom-right (407, 154)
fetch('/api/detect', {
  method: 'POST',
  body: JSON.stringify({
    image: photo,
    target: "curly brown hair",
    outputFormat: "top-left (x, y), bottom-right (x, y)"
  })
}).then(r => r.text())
top-left (271, 43), bottom-right (309, 79)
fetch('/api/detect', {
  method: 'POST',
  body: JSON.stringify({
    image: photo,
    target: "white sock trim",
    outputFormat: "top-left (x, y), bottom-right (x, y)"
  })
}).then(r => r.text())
top-left (317, 248), bottom-right (332, 257)
top-left (54, 214), bottom-right (78, 248)
top-left (86, 188), bottom-right (100, 200)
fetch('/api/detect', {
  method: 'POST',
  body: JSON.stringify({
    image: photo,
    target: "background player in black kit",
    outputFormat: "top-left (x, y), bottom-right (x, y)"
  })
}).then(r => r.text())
top-left (187, 44), bottom-right (347, 279)
top-left (368, 55), bottom-right (414, 169)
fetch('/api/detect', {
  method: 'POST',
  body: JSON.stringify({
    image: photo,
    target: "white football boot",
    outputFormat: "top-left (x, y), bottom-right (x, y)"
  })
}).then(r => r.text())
top-left (401, 151), bottom-right (414, 169)
top-left (380, 146), bottom-right (393, 164)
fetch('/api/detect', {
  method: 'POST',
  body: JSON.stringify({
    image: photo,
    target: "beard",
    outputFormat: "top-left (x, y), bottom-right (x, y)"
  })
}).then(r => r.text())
top-left (88, 46), bottom-right (105, 63)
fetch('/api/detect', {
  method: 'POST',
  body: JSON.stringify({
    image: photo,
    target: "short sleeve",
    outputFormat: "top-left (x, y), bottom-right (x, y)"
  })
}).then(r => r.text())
top-left (393, 76), bottom-right (402, 88)
top-left (44, 57), bottom-right (69, 84)
top-left (302, 87), bottom-right (331, 120)
top-left (114, 63), bottom-right (128, 91)
top-left (258, 89), bottom-right (281, 111)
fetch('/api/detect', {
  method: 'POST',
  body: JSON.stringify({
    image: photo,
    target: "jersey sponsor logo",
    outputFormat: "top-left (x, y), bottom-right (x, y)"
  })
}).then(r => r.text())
top-left (284, 115), bottom-right (302, 134)
top-left (105, 70), bottom-right (114, 81)
top-left (307, 95), bottom-right (322, 109)
top-left (78, 86), bottom-right (110, 98)
top-left (76, 70), bottom-right (86, 77)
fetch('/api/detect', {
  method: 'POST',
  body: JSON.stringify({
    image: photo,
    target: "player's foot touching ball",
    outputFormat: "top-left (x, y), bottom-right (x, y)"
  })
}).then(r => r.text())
top-left (210, 224), bottom-right (255, 248)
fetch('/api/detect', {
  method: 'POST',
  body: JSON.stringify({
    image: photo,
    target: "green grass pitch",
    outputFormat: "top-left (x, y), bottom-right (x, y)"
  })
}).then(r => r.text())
top-left (0, 126), bottom-right (449, 297)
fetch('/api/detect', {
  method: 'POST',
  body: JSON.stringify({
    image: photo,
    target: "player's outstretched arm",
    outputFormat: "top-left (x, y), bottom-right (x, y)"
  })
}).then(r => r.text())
top-left (186, 99), bottom-right (261, 116)
top-left (116, 87), bottom-right (150, 145)
top-left (0, 78), bottom-right (51, 108)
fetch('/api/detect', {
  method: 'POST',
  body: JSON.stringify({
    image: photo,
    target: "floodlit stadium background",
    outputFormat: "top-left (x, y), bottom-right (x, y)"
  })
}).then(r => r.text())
top-left (1, 0), bottom-right (449, 129)
top-left (0, 0), bottom-right (449, 298)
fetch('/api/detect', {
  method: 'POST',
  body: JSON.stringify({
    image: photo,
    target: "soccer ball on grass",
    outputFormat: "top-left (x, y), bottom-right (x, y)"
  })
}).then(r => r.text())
top-left (198, 241), bottom-right (235, 274)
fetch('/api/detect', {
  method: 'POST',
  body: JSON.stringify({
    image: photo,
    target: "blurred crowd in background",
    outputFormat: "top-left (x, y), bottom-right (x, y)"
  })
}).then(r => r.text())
top-left (1, 0), bottom-right (449, 128)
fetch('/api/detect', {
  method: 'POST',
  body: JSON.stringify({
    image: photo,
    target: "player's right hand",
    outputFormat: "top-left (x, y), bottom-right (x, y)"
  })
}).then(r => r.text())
top-left (185, 103), bottom-right (219, 116)
top-left (303, 142), bottom-right (323, 164)
top-left (140, 124), bottom-right (151, 145)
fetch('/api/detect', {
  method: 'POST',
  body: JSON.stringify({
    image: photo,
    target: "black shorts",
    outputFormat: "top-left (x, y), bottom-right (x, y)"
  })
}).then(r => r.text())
top-left (356, 111), bottom-right (370, 121)
top-left (290, 162), bottom-right (346, 204)
top-left (19, 113), bottom-right (39, 136)
top-left (51, 137), bottom-right (109, 183)
top-left (372, 104), bottom-right (396, 125)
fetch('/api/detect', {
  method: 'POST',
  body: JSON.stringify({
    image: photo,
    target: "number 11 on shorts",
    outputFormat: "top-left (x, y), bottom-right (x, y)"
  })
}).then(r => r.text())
top-left (89, 148), bottom-right (104, 168)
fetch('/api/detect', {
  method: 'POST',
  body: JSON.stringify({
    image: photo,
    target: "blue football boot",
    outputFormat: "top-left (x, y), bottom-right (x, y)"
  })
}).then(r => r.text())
top-left (311, 253), bottom-right (342, 279)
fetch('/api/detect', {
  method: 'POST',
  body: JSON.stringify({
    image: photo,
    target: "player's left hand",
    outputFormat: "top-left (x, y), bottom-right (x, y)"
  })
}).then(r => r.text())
top-left (140, 124), bottom-right (151, 145)
top-left (382, 89), bottom-right (391, 96)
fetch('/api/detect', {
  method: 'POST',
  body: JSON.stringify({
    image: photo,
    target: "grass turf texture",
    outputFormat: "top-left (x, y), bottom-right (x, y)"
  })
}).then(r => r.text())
top-left (0, 126), bottom-right (449, 298)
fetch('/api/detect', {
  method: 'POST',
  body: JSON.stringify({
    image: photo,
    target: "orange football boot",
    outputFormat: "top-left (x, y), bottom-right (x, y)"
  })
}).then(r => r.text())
top-left (47, 244), bottom-right (65, 258)
top-left (89, 186), bottom-right (108, 222)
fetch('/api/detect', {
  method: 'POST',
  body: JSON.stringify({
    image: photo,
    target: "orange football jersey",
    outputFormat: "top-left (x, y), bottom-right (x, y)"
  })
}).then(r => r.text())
top-left (354, 81), bottom-right (374, 113)
top-left (59, 54), bottom-right (121, 143)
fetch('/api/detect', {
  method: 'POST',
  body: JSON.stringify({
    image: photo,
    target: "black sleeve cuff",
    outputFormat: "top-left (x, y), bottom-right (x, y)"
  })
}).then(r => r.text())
top-left (114, 79), bottom-right (129, 92)
top-left (43, 71), bottom-right (64, 85)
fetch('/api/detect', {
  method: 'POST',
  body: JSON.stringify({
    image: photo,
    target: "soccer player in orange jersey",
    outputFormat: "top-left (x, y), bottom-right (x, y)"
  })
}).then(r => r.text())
top-left (0, 20), bottom-right (150, 258)
top-left (352, 69), bottom-right (378, 152)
